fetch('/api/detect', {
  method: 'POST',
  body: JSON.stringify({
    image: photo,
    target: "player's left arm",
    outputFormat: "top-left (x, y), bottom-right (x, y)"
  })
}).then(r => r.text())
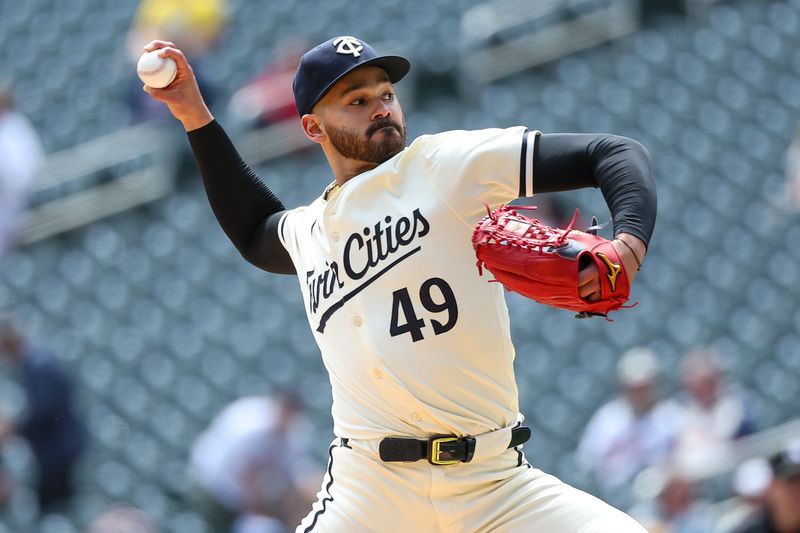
top-left (532, 133), bottom-right (655, 289)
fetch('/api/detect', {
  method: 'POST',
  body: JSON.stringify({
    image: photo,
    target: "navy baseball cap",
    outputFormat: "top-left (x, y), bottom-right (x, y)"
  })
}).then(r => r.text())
top-left (293, 36), bottom-right (411, 116)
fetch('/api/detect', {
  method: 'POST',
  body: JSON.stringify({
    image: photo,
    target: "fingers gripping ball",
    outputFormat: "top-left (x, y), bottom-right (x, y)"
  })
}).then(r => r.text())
top-left (137, 50), bottom-right (177, 89)
top-left (472, 204), bottom-right (633, 318)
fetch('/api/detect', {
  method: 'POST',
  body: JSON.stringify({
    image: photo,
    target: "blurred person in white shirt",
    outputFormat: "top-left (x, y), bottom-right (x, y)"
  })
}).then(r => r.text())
top-left (733, 441), bottom-right (800, 533)
top-left (0, 81), bottom-right (44, 262)
top-left (188, 390), bottom-right (319, 532)
top-left (577, 347), bottom-right (681, 492)
top-left (715, 457), bottom-right (773, 533)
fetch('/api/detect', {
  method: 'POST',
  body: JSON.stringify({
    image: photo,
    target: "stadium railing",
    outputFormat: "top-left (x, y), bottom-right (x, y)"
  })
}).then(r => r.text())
top-left (18, 118), bottom-right (308, 245)
top-left (459, 0), bottom-right (640, 84)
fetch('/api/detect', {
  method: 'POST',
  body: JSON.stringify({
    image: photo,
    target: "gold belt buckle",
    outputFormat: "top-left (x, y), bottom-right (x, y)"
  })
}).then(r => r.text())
top-left (429, 436), bottom-right (460, 465)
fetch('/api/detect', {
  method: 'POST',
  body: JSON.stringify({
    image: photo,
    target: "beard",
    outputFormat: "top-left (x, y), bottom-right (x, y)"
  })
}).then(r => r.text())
top-left (326, 118), bottom-right (407, 164)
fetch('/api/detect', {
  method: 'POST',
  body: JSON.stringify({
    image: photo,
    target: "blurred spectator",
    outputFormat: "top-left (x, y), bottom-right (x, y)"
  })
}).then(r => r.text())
top-left (87, 505), bottom-right (158, 533)
top-left (227, 41), bottom-right (307, 130)
top-left (735, 458), bottom-right (775, 506)
top-left (0, 319), bottom-right (87, 514)
top-left (673, 348), bottom-right (757, 475)
top-left (631, 471), bottom-right (716, 533)
top-left (717, 457), bottom-right (773, 533)
top-left (125, 0), bottom-right (228, 124)
top-left (0, 81), bottom-right (44, 263)
top-left (126, 0), bottom-right (228, 60)
top-left (733, 440), bottom-right (800, 533)
top-left (577, 347), bottom-right (681, 491)
top-left (188, 390), bottom-right (319, 532)
top-left (785, 123), bottom-right (800, 211)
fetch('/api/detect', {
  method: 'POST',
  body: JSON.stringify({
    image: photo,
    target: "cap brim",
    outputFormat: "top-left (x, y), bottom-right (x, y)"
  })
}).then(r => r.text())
top-left (310, 55), bottom-right (411, 114)
top-left (360, 55), bottom-right (411, 84)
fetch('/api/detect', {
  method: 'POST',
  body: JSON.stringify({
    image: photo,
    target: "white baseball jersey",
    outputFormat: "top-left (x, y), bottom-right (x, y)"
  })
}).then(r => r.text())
top-left (279, 127), bottom-right (539, 441)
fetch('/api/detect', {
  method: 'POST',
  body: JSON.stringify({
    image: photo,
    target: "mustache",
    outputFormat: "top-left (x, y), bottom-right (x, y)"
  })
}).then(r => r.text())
top-left (367, 119), bottom-right (402, 137)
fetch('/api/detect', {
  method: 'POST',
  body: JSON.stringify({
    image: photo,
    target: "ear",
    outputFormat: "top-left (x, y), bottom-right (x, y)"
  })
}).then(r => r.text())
top-left (301, 114), bottom-right (325, 144)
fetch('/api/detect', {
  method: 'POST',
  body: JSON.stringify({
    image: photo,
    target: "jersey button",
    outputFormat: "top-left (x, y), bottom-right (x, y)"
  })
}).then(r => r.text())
top-left (352, 316), bottom-right (363, 326)
top-left (332, 232), bottom-right (340, 242)
top-left (372, 368), bottom-right (382, 379)
top-left (412, 412), bottom-right (422, 421)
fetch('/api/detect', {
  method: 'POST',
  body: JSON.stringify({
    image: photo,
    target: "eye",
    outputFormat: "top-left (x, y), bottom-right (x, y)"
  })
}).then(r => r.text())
top-left (350, 98), bottom-right (364, 106)
top-left (382, 92), bottom-right (394, 101)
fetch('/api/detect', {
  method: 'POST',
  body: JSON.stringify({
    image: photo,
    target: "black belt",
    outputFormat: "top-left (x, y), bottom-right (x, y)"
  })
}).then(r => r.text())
top-left (378, 426), bottom-right (531, 465)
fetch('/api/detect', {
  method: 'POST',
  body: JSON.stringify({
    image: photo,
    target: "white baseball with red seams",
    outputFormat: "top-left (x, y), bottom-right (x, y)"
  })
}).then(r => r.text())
top-left (137, 50), bottom-right (177, 89)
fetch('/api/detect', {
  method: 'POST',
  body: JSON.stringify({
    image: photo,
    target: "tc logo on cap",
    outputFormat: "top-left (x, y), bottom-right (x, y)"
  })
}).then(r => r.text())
top-left (333, 36), bottom-right (363, 57)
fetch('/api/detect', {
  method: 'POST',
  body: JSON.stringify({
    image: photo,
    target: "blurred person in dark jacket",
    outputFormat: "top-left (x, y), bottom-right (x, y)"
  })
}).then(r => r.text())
top-left (734, 441), bottom-right (800, 533)
top-left (0, 319), bottom-right (88, 514)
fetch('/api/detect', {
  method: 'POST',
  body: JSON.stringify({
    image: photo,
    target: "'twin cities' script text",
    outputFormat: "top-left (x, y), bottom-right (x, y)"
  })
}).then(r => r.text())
top-left (306, 208), bottom-right (430, 315)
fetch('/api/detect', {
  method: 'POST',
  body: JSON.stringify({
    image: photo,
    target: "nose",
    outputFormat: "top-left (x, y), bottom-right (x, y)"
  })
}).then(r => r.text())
top-left (370, 100), bottom-right (391, 121)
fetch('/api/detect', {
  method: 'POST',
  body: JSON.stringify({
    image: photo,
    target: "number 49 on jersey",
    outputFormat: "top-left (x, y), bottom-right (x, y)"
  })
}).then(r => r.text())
top-left (389, 277), bottom-right (458, 342)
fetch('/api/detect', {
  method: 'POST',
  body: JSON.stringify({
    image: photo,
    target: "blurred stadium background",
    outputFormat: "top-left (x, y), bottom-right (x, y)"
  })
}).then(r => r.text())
top-left (1, 0), bottom-right (799, 531)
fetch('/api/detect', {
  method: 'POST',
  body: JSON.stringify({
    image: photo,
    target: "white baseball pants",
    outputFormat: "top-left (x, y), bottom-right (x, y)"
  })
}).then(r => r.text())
top-left (296, 436), bottom-right (646, 533)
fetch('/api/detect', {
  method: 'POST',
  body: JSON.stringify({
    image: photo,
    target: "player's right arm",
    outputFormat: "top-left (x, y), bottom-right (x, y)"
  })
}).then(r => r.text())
top-left (142, 41), bottom-right (294, 274)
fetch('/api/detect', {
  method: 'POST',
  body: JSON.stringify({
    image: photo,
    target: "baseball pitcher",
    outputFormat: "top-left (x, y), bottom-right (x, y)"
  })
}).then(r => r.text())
top-left (144, 35), bottom-right (656, 532)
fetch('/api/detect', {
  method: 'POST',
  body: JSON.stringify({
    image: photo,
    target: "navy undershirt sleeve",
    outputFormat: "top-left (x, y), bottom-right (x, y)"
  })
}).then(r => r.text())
top-left (186, 120), bottom-right (295, 274)
top-left (532, 133), bottom-right (657, 247)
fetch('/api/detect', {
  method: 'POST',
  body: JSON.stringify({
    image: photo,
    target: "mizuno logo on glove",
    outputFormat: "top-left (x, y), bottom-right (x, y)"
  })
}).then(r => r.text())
top-left (596, 252), bottom-right (621, 292)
